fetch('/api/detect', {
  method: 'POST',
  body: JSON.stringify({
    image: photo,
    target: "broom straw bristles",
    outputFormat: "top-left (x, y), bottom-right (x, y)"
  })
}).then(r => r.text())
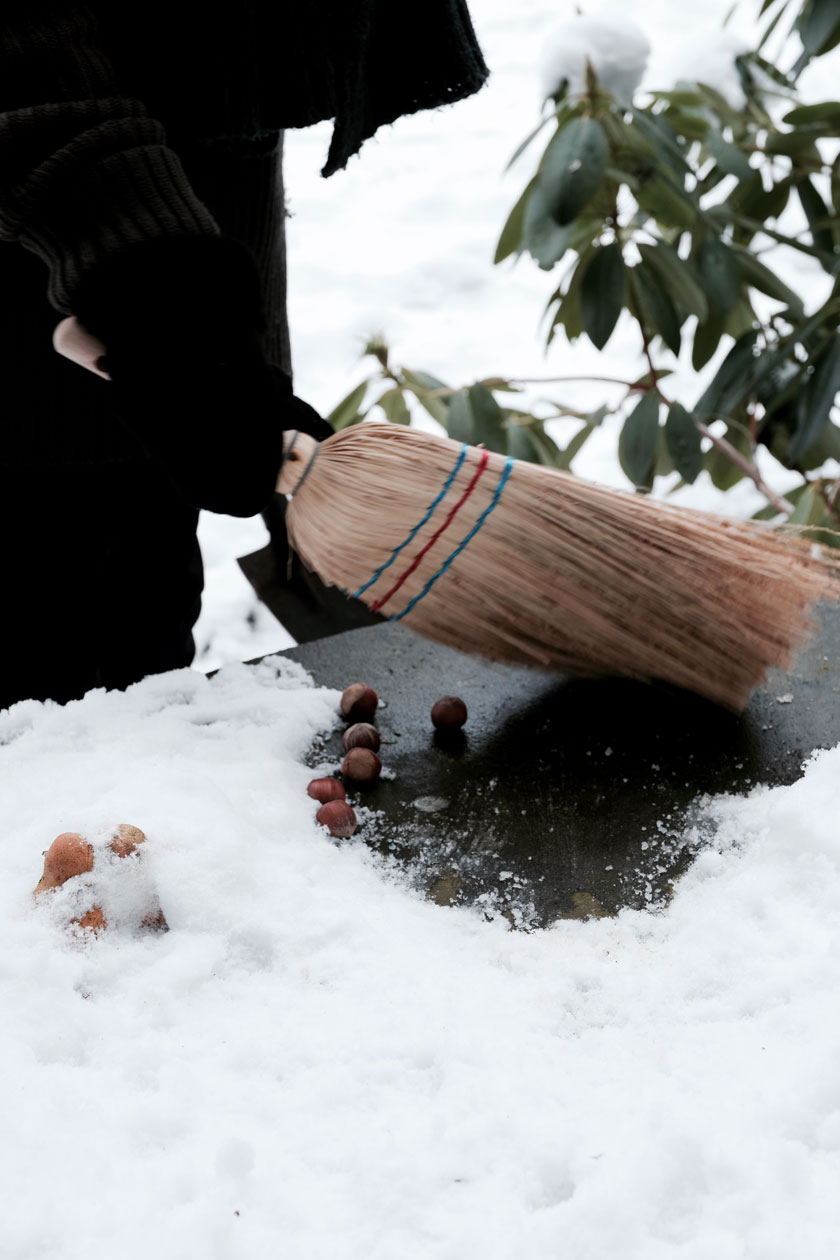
top-left (277, 423), bottom-right (840, 710)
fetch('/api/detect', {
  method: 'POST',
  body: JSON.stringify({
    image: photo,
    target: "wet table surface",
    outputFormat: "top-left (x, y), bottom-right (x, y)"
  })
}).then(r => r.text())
top-left (272, 607), bottom-right (840, 928)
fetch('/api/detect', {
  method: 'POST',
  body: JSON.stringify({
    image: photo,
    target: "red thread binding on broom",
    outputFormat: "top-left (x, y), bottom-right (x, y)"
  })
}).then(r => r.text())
top-left (369, 450), bottom-right (491, 614)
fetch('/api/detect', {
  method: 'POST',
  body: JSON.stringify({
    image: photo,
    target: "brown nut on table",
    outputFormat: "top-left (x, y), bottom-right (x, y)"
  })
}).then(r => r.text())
top-left (342, 723), bottom-right (381, 753)
top-left (307, 777), bottom-right (347, 804)
top-left (340, 683), bottom-right (378, 722)
top-left (341, 747), bottom-right (382, 784)
top-left (431, 696), bottom-right (468, 730)
top-left (316, 800), bottom-right (358, 838)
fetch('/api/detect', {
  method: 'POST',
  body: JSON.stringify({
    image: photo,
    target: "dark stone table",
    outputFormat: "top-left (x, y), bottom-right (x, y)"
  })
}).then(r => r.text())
top-left (273, 607), bottom-right (840, 928)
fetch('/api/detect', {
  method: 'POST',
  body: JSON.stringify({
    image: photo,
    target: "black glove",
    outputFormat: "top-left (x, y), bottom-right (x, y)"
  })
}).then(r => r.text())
top-left (72, 236), bottom-right (329, 517)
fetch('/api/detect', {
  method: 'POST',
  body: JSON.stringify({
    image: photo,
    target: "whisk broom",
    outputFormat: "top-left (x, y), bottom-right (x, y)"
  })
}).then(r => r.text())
top-left (276, 422), bottom-right (840, 710)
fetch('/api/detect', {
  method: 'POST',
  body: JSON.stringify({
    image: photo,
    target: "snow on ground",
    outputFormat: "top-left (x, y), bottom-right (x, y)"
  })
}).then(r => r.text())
top-left (6, 3), bottom-right (840, 1256)
top-left (4, 663), bottom-right (840, 1258)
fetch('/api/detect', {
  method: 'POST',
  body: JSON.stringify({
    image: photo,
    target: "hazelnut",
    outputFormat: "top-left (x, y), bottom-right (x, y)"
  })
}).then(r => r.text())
top-left (307, 777), bottom-right (347, 804)
top-left (35, 832), bottom-right (94, 894)
top-left (109, 823), bottom-right (147, 859)
top-left (340, 683), bottom-right (378, 722)
top-left (316, 800), bottom-right (358, 838)
top-left (341, 747), bottom-right (382, 784)
top-left (431, 696), bottom-right (468, 730)
top-left (342, 723), bottom-right (381, 753)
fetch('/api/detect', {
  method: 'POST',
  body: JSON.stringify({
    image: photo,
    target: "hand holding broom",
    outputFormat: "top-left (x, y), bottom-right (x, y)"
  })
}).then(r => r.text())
top-left (277, 423), bottom-right (840, 711)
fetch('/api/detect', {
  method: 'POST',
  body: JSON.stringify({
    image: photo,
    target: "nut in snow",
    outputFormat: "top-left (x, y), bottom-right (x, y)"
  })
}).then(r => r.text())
top-left (431, 696), bottom-right (468, 730)
top-left (340, 683), bottom-right (378, 722)
top-left (342, 723), bottom-right (381, 753)
top-left (316, 800), bottom-right (358, 838)
top-left (307, 777), bottom-right (347, 804)
top-left (34, 823), bottom-right (167, 934)
top-left (34, 832), bottom-right (94, 893)
top-left (341, 747), bottom-right (382, 784)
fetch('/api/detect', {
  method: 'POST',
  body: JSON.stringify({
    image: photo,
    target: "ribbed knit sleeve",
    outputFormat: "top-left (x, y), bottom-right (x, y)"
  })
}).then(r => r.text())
top-left (0, 2), bottom-right (220, 313)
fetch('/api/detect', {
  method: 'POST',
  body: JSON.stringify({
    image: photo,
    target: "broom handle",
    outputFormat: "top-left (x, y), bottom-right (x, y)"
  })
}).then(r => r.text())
top-left (277, 430), bottom-right (319, 495)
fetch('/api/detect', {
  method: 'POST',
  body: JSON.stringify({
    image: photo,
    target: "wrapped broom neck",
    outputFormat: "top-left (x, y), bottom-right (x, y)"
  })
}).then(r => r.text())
top-left (277, 423), bottom-right (840, 711)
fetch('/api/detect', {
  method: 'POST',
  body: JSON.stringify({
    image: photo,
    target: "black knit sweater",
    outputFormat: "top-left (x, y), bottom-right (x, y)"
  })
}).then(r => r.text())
top-left (0, 1), bottom-right (489, 315)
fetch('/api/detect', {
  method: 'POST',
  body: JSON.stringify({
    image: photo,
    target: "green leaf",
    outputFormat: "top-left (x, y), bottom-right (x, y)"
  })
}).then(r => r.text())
top-left (789, 335), bottom-right (840, 461)
top-left (692, 309), bottom-right (727, 371)
top-left (377, 388), bottom-right (411, 425)
top-left (507, 424), bottom-right (541, 463)
top-left (546, 244), bottom-right (597, 346)
top-left (580, 242), bottom-right (625, 350)
top-left (788, 485), bottom-right (819, 524)
top-left (758, 0), bottom-right (793, 51)
top-left (638, 242), bottom-right (708, 320)
top-left (557, 423), bottom-right (595, 470)
top-left (630, 109), bottom-right (689, 176)
top-left (730, 173), bottom-right (791, 225)
top-left (527, 427), bottom-right (565, 468)
top-left (665, 403), bottom-right (703, 483)
top-left (407, 369), bottom-right (451, 392)
top-left (447, 389), bottom-right (474, 443)
top-left (661, 107), bottom-right (709, 142)
top-left (522, 184), bottom-right (576, 269)
top-left (763, 130), bottom-right (822, 159)
top-left (703, 129), bottom-right (754, 180)
top-left (635, 176), bottom-right (697, 229)
top-left (618, 393), bottom-right (660, 490)
top-left (631, 265), bottom-right (682, 356)
top-left (402, 369), bottom-right (450, 426)
top-left (504, 115), bottom-right (555, 172)
top-left (799, 418), bottom-right (840, 465)
top-left (799, 0), bottom-right (840, 58)
top-left (538, 117), bottom-right (608, 226)
top-left (783, 101), bottom-right (840, 125)
top-left (653, 89), bottom-right (707, 107)
top-left (327, 380), bottom-right (369, 430)
top-left (695, 330), bottom-right (760, 416)
top-left (797, 178), bottom-right (836, 257)
top-left (732, 247), bottom-right (805, 314)
top-left (494, 178), bottom-right (536, 264)
top-left (468, 384), bottom-right (507, 453)
top-left (723, 294), bottom-right (757, 340)
top-left (706, 420), bottom-right (750, 491)
top-left (697, 238), bottom-right (741, 311)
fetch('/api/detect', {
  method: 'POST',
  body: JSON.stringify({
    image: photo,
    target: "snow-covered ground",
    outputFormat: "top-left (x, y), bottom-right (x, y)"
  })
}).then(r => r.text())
top-left (5, 663), bottom-right (840, 1258)
top-left (6, 3), bottom-right (840, 1256)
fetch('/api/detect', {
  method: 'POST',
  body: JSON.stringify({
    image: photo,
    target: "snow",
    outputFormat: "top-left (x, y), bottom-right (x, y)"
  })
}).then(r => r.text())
top-left (5, 666), bottom-right (840, 1257)
top-left (6, 2), bottom-right (840, 1255)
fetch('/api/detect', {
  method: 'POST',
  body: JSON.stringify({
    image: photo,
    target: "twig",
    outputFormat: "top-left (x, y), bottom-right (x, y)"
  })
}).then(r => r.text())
top-left (694, 421), bottom-right (795, 514)
top-left (499, 375), bottom-right (643, 389)
top-left (637, 319), bottom-right (671, 404)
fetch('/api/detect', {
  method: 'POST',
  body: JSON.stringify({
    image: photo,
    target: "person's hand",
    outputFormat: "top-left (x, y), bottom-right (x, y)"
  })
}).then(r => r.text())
top-left (52, 316), bottom-right (111, 380)
top-left (67, 236), bottom-right (326, 517)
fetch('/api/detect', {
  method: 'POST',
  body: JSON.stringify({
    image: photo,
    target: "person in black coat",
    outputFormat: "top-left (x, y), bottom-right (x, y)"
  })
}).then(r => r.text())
top-left (0, 2), bottom-right (488, 708)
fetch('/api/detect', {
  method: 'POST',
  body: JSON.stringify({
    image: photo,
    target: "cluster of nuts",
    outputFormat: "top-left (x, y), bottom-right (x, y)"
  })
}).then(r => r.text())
top-left (308, 682), bottom-right (468, 840)
top-left (307, 683), bottom-right (380, 837)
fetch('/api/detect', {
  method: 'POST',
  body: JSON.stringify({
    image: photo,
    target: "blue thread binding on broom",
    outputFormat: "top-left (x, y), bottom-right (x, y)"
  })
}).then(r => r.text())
top-left (351, 443), bottom-right (469, 599)
top-left (391, 456), bottom-right (515, 621)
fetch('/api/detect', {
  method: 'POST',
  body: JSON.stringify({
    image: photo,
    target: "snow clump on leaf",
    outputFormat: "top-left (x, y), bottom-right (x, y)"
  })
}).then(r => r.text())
top-left (539, 13), bottom-right (650, 106)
